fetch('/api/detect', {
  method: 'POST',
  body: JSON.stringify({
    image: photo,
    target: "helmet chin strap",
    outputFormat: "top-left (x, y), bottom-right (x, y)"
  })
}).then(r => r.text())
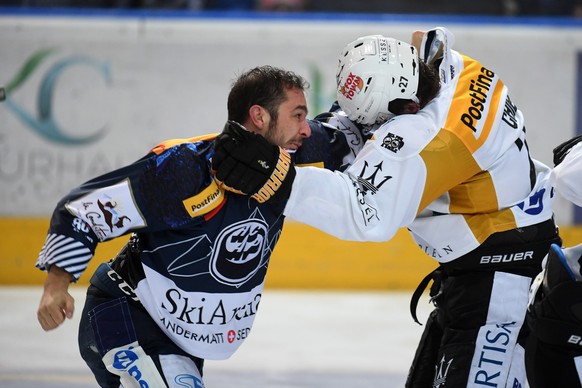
top-left (375, 111), bottom-right (395, 124)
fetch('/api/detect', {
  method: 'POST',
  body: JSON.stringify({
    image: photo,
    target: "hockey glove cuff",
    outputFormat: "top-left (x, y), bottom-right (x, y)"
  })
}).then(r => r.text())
top-left (212, 120), bottom-right (296, 204)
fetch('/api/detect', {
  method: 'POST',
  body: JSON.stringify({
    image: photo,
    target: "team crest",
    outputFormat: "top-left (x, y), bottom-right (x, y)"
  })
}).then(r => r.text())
top-left (381, 133), bottom-right (404, 153)
top-left (209, 208), bottom-right (271, 286)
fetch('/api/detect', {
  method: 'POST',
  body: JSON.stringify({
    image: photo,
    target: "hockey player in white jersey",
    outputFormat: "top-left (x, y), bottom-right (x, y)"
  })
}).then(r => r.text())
top-left (551, 134), bottom-right (582, 208)
top-left (526, 134), bottom-right (582, 387)
top-left (212, 27), bottom-right (562, 387)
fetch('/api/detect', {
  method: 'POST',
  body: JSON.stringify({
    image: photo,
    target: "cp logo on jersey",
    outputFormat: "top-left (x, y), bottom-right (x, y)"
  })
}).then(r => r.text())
top-left (210, 219), bottom-right (269, 287)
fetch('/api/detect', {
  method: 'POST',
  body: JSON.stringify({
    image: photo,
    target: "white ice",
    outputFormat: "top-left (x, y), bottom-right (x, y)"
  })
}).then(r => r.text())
top-left (0, 286), bottom-right (433, 387)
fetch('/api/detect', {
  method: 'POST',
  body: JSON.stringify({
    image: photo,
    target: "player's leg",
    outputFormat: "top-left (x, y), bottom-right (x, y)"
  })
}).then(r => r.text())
top-left (78, 285), bottom-right (121, 387)
top-left (405, 308), bottom-right (444, 387)
top-left (407, 270), bottom-right (531, 387)
top-left (78, 263), bottom-right (205, 387)
top-left (526, 243), bottom-right (582, 387)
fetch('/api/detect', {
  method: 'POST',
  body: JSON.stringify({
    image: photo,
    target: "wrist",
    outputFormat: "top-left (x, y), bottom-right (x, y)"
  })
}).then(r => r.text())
top-left (46, 265), bottom-right (74, 286)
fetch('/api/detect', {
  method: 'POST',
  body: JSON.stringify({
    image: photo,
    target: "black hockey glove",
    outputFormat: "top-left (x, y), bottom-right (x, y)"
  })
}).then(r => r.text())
top-left (212, 120), bottom-right (296, 204)
top-left (553, 135), bottom-right (582, 167)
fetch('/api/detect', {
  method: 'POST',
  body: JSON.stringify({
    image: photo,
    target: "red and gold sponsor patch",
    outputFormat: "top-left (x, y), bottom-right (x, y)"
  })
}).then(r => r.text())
top-left (182, 179), bottom-right (225, 218)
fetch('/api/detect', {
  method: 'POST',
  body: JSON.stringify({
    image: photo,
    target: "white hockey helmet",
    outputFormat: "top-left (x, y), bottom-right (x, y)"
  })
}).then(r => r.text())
top-left (336, 35), bottom-right (420, 125)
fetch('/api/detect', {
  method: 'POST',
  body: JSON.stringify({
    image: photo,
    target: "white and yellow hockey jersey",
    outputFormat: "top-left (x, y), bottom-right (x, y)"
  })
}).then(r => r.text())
top-left (552, 141), bottom-right (582, 208)
top-left (285, 27), bottom-right (555, 263)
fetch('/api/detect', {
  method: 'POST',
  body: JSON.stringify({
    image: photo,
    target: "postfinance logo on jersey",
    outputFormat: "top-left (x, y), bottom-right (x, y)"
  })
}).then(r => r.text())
top-left (182, 180), bottom-right (224, 218)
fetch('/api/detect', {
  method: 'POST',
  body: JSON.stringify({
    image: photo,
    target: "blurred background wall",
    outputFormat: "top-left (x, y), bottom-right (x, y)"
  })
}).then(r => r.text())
top-left (1, 3), bottom-right (581, 288)
top-left (4, 0), bottom-right (582, 17)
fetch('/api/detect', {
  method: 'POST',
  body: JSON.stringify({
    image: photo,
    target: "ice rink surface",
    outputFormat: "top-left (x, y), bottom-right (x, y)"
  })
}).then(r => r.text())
top-left (0, 286), bottom-right (433, 387)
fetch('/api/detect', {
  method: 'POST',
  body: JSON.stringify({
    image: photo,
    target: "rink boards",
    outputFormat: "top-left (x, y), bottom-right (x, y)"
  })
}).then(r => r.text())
top-left (1, 12), bottom-right (582, 289)
top-left (2, 217), bottom-right (582, 289)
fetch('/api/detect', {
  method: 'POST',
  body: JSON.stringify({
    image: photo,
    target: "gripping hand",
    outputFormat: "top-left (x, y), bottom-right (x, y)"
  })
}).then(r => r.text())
top-left (212, 121), bottom-right (296, 204)
top-left (553, 135), bottom-right (582, 166)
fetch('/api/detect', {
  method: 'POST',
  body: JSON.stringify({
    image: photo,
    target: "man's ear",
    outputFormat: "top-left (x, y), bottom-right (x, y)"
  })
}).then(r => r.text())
top-left (402, 101), bottom-right (420, 114)
top-left (249, 105), bottom-right (270, 134)
top-left (389, 99), bottom-right (420, 116)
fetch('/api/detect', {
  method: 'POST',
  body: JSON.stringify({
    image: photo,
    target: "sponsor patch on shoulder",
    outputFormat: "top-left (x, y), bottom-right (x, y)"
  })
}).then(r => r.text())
top-left (65, 178), bottom-right (146, 241)
top-left (182, 179), bottom-right (225, 218)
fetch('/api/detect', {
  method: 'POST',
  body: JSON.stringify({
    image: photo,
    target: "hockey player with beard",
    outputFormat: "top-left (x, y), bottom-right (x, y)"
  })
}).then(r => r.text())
top-left (212, 28), bottom-right (562, 387)
top-left (35, 65), bottom-right (360, 387)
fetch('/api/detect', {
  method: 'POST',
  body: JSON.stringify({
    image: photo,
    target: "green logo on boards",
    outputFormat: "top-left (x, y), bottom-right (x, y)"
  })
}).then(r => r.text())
top-left (3, 48), bottom-right (111, 145)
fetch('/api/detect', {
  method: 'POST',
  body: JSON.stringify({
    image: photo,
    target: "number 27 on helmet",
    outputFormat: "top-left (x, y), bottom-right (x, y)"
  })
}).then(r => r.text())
top-left (336, 35), bottom-right (420, 126)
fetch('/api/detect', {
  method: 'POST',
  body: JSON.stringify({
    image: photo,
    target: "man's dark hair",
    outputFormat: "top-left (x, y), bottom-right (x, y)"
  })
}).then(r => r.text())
top-left (417, 60), bottom-right (441, 108)
top-left (227, 65), bottom-right (309, 124)
top-left (388, 61), bottom-right (441, 115)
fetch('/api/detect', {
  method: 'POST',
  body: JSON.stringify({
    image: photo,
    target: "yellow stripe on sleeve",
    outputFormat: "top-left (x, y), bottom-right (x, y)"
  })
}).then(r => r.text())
top-left (449, 170), bottom-right (498, 214)
top-left (418, 129), bottom-right (481, 212)
top-left (463, 209), bottom-right (517, 245)
top-left (151, 133), bottom-right (218, 155)
top-left (445, 55), bottom-right (505, 154)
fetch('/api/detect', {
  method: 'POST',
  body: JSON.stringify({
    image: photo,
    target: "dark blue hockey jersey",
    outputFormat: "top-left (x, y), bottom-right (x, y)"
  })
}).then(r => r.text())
top-left (36, 118), bottom-right (360, 359)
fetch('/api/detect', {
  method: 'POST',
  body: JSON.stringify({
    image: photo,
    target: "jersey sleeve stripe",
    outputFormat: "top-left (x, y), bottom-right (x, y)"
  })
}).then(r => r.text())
top-left (36, 233), bottom-right (93, 280)
top-left (462, 208), bottom-right (517, 244)
top-left (445, 55), bottom-right (505, 154)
